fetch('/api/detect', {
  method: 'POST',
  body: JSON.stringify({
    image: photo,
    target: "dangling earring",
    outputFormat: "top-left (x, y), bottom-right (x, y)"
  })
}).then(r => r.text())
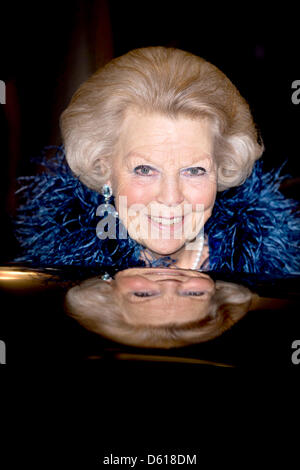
top-left (96, 184), bottom-right (120, 240)
top-left (101, 184), bottom-right (118, 218)
top-left (101, 273), bottom-right (112, 281)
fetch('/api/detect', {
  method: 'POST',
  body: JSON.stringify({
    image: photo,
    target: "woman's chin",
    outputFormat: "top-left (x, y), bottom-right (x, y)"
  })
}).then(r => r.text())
top-left (140, 239), bottom-right (186, 258)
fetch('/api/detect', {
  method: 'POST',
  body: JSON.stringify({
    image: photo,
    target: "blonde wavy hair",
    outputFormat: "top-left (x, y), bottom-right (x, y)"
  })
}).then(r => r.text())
top-left (60, 46), bottom-right (264, 192)
top-left (64, 277), bottom-right (253, 349)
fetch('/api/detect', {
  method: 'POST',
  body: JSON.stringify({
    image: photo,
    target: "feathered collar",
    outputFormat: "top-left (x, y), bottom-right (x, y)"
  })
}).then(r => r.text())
top-left (13, 146), bottom-right (300, 276)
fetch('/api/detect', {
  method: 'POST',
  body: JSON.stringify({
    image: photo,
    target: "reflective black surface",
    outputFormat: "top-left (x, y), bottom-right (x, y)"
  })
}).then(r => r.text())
top-left (0, 264), bottom-right (299, 369)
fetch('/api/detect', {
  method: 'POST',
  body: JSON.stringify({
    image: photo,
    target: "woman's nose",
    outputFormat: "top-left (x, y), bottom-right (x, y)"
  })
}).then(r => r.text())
top-left (158, 279), bottom-right (182, 294)
top-left (156, 176), bottom-right (184, 207)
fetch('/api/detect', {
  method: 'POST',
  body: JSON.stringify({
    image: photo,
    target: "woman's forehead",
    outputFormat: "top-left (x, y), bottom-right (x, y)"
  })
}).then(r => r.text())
top-left (121, 296), bottom-right (211, 326)
top-left (117, 111), bottom-right (214, 150)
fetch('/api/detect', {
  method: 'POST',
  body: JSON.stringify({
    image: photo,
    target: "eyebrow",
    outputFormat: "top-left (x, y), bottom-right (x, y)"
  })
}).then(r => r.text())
top-left (125, 151), bottom-right (212, 163)
top-left (125, 151), bottom-right (149, 160)
top-left (126, 293), bottom-right (207, 304)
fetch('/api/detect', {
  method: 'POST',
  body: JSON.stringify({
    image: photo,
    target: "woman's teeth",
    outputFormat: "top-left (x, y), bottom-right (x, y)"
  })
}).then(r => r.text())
top-left (150, 216), bottom-right (183, 225)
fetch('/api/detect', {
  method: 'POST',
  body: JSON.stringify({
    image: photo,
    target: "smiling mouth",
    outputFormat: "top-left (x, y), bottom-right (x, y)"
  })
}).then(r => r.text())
top-left (147, 216), bottom-right (184, 228)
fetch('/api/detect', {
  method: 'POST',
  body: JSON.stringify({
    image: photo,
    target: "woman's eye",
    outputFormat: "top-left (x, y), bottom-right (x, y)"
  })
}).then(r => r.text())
top-left (182, 167), bottom-right (207, 176)
top-left (182, 291), bottom-right (205, 297)
top-left (134, 165), bottom-right (157, 176)
top-left (132, 291), bottom-right (157, 297)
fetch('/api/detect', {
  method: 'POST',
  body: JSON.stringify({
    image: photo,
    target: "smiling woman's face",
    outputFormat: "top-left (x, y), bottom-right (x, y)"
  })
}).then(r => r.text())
top-left (113, 267), bottom-right (215, 326)
top-left (108, 110), bottom-right (217, 257)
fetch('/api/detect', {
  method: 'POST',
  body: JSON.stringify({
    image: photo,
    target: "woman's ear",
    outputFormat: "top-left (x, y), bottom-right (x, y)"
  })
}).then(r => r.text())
top-left (95, 156), bottom-right (111, 183)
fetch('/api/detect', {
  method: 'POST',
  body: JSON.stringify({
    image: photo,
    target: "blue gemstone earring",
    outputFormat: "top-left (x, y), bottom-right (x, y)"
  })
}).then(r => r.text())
top-left (101, 184), bottom-right (118, 218)
top-left (96, 184), bottom-right (120, 240)
top-left (101, 273), bottom-right (112, 281)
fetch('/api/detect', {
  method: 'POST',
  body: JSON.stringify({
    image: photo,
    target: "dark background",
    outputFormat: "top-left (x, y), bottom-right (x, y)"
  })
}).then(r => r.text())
top-left (1, 0), bottom-right (300, 259)
top-left (1, 2), bottom-right (300, 461)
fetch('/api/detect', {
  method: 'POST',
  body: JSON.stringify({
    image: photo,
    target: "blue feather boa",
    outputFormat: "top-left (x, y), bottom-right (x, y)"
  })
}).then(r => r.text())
top-left (206, 163), bottom-right (300, 275)
top-left (13, 146), bottom-right (300, 275)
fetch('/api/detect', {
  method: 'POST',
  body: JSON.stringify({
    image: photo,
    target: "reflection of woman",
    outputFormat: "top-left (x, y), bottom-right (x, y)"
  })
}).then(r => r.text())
top-left (14, 47), bottom-right (299, 273)
top-left (65, 268), bottom-right (253, 348)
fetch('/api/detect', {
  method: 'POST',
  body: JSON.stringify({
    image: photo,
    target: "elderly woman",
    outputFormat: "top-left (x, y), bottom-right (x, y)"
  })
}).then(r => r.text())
top-left (14, 47), bottom-right (299, 273)
top-left (65, 268), bottom-right (253, 349)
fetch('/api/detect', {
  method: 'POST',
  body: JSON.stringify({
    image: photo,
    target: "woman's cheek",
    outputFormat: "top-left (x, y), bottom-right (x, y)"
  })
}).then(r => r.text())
top-left (116, 276), bottom-right (151, 292)
top-left (188, 181), bottom-right (217, 209)
top-left (115, 179), bottom-right (157, 208)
